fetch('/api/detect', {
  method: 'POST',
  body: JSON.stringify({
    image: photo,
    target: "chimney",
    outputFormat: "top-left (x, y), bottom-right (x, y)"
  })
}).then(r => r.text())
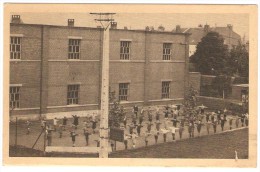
top-left (124, 26), bottom-right (128, 30)
top-left (68, 19), bottom-right (74, 27)
top-left (11, 15), bottom-right (21, 24)
top-left (158, 25), bottom-right (165, 31)
top-left (145, 26), bottom-right (150, 31)
top-left (111, 22), bottom-right (117, 29)
top-left (204, 24), bottom-right (210, 32)
top-left (227, 24), bottom-right (233, 30)
top-left (176, 25), bottom-right (181, 33)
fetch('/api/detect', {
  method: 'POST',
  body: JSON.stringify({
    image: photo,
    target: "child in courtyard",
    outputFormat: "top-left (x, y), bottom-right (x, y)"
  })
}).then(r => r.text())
top-left (178, 124), bottom-right (184, 139)
top-left (154, 131), bottom-right (159, 144)
top-left (188, 122), bottom-right (194, 138)
top-left (241, 113), bottom-right (245, 127)
top-left (171, 114), bottom-right (178, 127)
top-left (58, 124), bottom-right (63, 138)
top-left (146, 121), bottom-right (153, 133)
top-left (72, 115), bottom-right (79, 129)
top-left (26, 120), bottom-right (31, 135)
top-left (245, 113), bottom-right (249, 127)
top-left (123, 115), bottom-right (127, 128)
top-left (161, 127), bottom-right (169, 143)
top-left (62, 116), bottom-right (68, 130)
top-left (123, 130), bottom-right (130, 150)
top-left (83, 128), bottom-right (91, 146)
top-left (220, 115), bottom-right (225, 131)
top-left (136, 123), bottom-right (143, 136)
top-left (91, 118), bottom-right (98, 134)
top-left (148, 109), bottom-right (153, 122)
top-left (40, 117), bottom-right (46, 129)
top-left (196, 120), bottom-right (203, 136)
top-left (228, 115), bottom-right (235, 130)
top-left (205, 120), bottom-right (211, 135)
top-left (212, 118), bottom-right (218, 134)
top-left (155, 120), bottom-right (161, 132)
top-left (144, 130), bottom-right (151, 146)
top-left (46, 125), bottom-right (54, 146)
top-left (53, 117), bottom-right (58, 132)
top-left (131, 132), bottom-right (138, 148)
top-left (155, 112), bottom-right (160, 121)
top-left (70, 131), bottom-right (78, 147)
top-left (169, 126), bottom-right (177, 141)
top-left (128, 122), bottom-right (136, 135)
top-left (235, 115), bottom-right (240, 128)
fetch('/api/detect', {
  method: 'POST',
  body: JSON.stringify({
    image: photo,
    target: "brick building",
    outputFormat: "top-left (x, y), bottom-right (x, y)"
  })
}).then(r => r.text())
top-left (9, 15), bottom-right (190, 119)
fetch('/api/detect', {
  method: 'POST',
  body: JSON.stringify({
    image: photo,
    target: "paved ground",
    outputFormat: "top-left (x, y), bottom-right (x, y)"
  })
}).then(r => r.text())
top-left (9, 108), bottom-right (247, 153)
top-left (10, 128), bottom-right (248, 158)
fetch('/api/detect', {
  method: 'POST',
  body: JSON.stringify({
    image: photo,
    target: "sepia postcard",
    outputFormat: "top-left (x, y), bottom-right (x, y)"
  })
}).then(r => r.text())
top-left (2, 3), bottom-right (258, 167)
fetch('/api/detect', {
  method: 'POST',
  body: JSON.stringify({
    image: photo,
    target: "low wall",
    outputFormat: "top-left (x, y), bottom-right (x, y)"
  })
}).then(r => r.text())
top-left (197, 96), bottom-right (241, 110)
top-left (189, 72), bottom-right (201, 93)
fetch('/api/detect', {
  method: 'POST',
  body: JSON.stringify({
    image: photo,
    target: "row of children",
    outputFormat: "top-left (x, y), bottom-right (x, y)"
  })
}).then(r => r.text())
top-left (120, 107), bottom-right (249, 149)
top-left (41, 114), bottom-right (99, 147)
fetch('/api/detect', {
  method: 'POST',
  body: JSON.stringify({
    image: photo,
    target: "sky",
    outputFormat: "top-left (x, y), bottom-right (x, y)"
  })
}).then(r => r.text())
top-left (12, 13), bottom-right (249, 41)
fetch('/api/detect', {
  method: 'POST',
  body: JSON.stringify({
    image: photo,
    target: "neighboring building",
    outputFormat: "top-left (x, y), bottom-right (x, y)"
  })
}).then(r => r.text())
top-left (231, 84), bottom-right (249, 102)
top-left (173, 24), bottom-right (242, 57)
top-left (9, 15), bottom-right (190, 118)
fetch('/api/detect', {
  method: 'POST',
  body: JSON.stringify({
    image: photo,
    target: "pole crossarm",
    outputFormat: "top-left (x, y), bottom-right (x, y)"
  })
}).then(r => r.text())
top-left (95, 19), bottom-right (115, 22)
top-left (90, 12), bottom-right (116, 31)
top-left (90, 13), bottom-right (116, 15)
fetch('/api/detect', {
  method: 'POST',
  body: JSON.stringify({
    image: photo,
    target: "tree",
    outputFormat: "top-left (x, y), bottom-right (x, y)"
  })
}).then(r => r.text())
top-left (183, 86), bottom-right (198, 116)
top-left (190, 32), bottom-right (229, 75)
top-left (108, 90), bottom-right (125, 128)
top-left (228, 42), bottom-right (249, 77)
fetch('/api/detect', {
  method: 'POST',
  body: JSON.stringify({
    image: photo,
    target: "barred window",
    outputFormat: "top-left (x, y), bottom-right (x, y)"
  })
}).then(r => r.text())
top-left (163, 43), bottom-right (172, 60)
top-left (68, 39), bottom-right (80, 59)
top-left (10, 37), bottom-right (21, 59)
top-left (10, 86), bottom-right (20, 108)
top-left (120, 41), bottom-right (131, 60)
top-left (162, 81), bottom-right (170, 99)
top-left (67, 85), bottom-right (79, 105)
top-left (119, 83), bottom-right (129, 101)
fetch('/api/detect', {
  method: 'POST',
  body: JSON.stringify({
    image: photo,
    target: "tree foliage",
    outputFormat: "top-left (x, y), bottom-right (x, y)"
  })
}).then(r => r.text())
top-left (228, 42), bottom-right (249, 77)
top-left (108, 90), bottom-right (125, 128)
top-left (190, 32), bottom-right (230, 75)
top-left (212, 75), bottom-right (232, 98)
top-left (183, 86), bottom-right (198, 115)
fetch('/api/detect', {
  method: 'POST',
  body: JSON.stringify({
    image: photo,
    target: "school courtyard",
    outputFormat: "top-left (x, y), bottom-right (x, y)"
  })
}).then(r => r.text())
top-left (9, 107), bottom-right (248, 158)
top-left (9, 127), bottom-right (248, 159)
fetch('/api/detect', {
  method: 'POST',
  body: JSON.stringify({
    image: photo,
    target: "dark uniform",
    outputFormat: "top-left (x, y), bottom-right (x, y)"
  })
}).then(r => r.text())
top-left (133, 105), bottom-right (138, 118)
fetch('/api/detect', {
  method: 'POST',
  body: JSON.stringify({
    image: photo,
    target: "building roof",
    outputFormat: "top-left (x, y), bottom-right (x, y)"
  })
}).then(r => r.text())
top-left (212, 27), bottom-right (241, 40)
top-left (173, 25), bottom-right (241, 45)
top-left (232, 84), bottom-right (249, 88)
top-left (10, 23), bottom-right (191, 36)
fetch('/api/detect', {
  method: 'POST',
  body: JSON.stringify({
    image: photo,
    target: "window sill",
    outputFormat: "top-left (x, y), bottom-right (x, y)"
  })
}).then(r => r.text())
top-left (150, 60), bottom-right (185, 63)
top-left (66, 104), bottom-right (80, 107)
top-left (119, 101), bottom-right (130, 104)
top-left (10, 59), bottom-right (21, 62)
top-left (110, 60), bottom-right (145, 63)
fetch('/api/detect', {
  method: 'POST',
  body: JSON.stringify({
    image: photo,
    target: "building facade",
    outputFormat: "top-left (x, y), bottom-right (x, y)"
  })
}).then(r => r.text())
top-left (9, 16), bottom-right (190, 119)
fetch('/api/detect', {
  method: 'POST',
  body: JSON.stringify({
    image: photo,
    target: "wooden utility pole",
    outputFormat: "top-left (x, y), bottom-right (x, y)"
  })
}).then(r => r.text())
top-left (90, 13), bottom-right (115, 158)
